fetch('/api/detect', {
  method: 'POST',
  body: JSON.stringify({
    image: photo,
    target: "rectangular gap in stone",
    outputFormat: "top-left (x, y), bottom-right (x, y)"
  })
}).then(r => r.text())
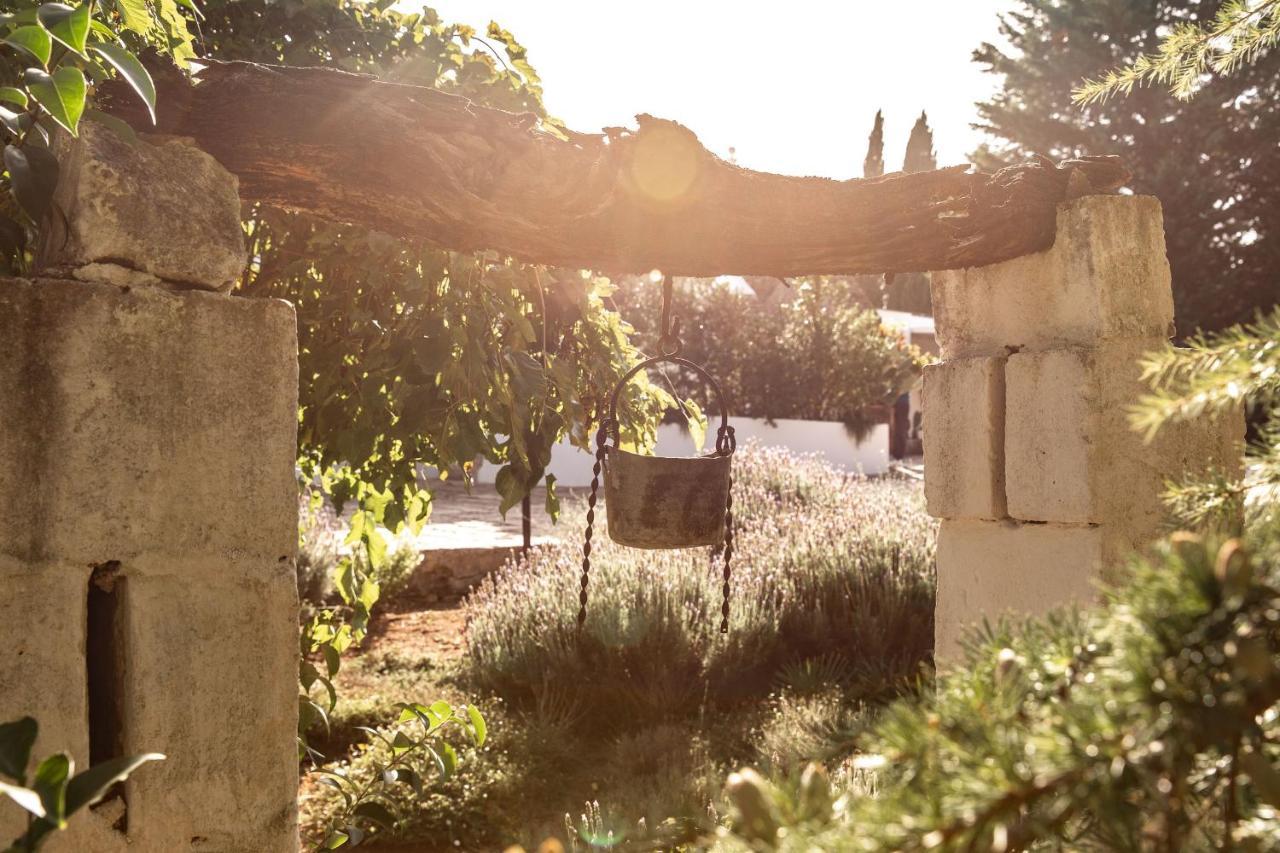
top-left (87, 560), bottom-right (128, 832)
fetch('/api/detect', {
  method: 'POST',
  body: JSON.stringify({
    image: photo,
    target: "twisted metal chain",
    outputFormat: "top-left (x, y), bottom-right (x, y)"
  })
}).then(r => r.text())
top-left (577, 420), bottom-right (611, 629)
top-left (719, 429), bottom-right (736, 634)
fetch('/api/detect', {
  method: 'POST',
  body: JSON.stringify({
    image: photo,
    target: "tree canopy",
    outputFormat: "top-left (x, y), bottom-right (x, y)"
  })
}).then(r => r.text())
top-left (973, 0), bottom-right (1280, 333)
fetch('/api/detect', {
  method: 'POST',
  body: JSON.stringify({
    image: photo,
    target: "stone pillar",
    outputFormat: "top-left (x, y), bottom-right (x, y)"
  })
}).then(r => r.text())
top-left (924, 195), bottom-right (1242, 661)
top-left (0, 125), bottom-right (299, 851)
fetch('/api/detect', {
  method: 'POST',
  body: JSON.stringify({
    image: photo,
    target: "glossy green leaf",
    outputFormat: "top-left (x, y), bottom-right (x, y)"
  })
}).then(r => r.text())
top-left (0, 105), bottom-right (24, 136)
top-left (322, 830), bottom-right (350, 849)
top-left (0, 780), bottom-right (43, 817)
top-left (466, 705), bottom-right (487, 746)
top-left (393, 767), bottom-right (424, 796)
top-left (38, 3), bottom-right (90, 57)
top-left (0, 86), bottom-right (28, 108)
top-left (0, 717), bottom-right (38, 782)
top-left (91, 42), bottom-right (156, 123)
top-left (494, 464), bottom-right (525, 518)
top-left (3, 25), bottom-right (53, 65)
top-left (390, 731), bottom-right (413, 756)
top-left (112, 0), bottom-right (154, 35)
top-left (4, 142), bottom-right (60, 222)
top-left (24, 65), bottom-right (86, 135)
top-left (65, 752), bottom-right (163, 815)
top-left (544, 474), bottom-right (560, 523)
top-left (322, 643), bottom-right (341, 678)
top-left (353, 800), bottom-right (398, 828)
top-left (30, 753), bottom-right (70, 828)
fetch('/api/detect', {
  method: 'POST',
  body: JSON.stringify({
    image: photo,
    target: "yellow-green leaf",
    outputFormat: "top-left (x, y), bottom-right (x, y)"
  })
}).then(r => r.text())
top-left (0, 86), bottom-right (28, 108)
top-left (37, 3), bottom-right (90, 57)
top-left (24, 65), bottom-right (85, 135)
top-left (3, 26), bottom-right (52, 66)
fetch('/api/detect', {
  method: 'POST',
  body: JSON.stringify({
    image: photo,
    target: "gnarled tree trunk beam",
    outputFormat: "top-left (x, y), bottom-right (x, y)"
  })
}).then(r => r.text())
top-left (109, 60), bottom-right (1129, 276)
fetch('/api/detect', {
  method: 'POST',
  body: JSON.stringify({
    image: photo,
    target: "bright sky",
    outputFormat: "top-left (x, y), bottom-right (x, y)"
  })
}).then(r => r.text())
top-left (408, 0), bottom-right (1018, 179)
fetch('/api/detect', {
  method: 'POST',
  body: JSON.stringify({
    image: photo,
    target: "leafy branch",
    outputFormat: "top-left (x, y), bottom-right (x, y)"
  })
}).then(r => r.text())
top-left (1129, 306), bottom-right (1280, 440)
top-left (1074, 0), bottom-right (1280, 103)
top-left (0, 717), bottom-right (162, 852)
top-left (0, 0), bottom-right (197, 271)
top-left (312, 701), bottom-right (486, 850)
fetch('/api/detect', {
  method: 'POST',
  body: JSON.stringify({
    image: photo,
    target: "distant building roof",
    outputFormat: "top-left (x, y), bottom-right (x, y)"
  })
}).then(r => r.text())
top-left (876, 308), bottom-right (935, 338)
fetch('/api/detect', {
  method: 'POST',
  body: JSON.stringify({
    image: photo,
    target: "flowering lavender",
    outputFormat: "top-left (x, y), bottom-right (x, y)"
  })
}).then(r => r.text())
top-left (464, 444), bottom-right (937, 722)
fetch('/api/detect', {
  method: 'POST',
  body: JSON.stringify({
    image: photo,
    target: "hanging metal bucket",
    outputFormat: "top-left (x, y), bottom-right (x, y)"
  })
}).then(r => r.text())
top-left (599, 355), bottom-right (735, 549)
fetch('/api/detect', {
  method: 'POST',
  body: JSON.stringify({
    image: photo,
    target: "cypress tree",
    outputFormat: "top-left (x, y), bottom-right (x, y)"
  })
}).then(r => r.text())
top-left (902, 111), bottom-right (936, 173)
top-left (863, 109), bottom-right (885, 178)
top-left (885, 111), bottom-right (936, 313)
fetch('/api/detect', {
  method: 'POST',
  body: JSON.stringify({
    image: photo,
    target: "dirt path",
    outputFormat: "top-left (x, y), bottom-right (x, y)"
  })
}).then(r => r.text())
top-left (365, 602), bottom-right (469, 661)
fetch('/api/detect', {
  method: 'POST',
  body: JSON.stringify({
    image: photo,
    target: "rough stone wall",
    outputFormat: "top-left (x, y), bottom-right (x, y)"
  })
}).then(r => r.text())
top-left (0, 125), bottom-right (299, 852)
top-left (924, 195), bottom-right (1244, 661)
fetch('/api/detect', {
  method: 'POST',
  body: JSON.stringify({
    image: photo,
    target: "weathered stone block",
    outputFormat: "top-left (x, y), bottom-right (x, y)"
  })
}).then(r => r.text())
top-left (1005, 339), bottom-right (1244, 530)
top-left (121, 564), bottom-right (299, 852)
top-left (0, 276), bottom-right (299, 567)
top-left (922, 356), bottom-right (1006, 520)
top-left (934, 519), bottom-right (1106, 661)
top-left (930, 195), bottom-right (1175, 358)
top-left (41, 124), bottom-right (246, 291)
top-left (0, 563), bottom-right (119, 852)
top-left (0, 276), bottom-right (299, 851)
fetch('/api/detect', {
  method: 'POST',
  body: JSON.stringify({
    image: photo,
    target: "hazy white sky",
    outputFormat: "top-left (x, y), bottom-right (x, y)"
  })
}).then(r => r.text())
top-left (409, 1), bottom-right (1018, 178)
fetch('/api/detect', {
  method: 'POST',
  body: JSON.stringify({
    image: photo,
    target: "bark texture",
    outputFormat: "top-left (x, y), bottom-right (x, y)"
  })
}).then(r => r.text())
top-left (107, 60), bottom-right (1130, 276)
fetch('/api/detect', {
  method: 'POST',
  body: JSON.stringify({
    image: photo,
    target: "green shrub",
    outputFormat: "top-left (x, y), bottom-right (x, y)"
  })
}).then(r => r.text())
top-left (464, 445), bottom-right (936, 729)
top-left (295, 503), bottom-right (421, 608)
top-left (716, 532), bottom-right (1280, 851)
top-left (610, 276), bottom-right (924, 424)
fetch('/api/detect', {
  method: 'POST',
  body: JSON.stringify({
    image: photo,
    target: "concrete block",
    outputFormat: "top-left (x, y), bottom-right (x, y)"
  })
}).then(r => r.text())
top-left (0, 276), bottom-right (299, 567)
top-left (1005, 339), bottom-right (1244, 529)
top-left (41, 124), bottom-right (247, 291)
top-left (934, 519), bottom-right (1106, 661)
top-left (922, 356), bottom-right (1006, 520)
top-left (930, 195), bottom-right (1175, 359)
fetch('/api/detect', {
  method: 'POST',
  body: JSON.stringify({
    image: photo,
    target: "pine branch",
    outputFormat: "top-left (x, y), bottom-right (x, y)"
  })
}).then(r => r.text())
top-left (1073, 0), bottom-right (1280, 104)
top-left (1129, 306), bottom-right (1280, 441)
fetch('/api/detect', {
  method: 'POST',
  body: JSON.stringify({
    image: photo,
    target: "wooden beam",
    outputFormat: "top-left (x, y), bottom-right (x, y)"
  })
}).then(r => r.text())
top-left (106, 60), bottom-right (1129, 276)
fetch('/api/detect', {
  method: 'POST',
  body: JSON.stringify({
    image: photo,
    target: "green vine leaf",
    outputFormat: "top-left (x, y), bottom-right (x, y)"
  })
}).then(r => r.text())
top-left (352, 800), bottom-right (398, 829)
top-left (110, 0), bottom-right (154, 36)
top-left (3, 25), bottom-right (53, 66)
top-left (3, 142), bottom-right (60, 221)
top-left (0, 780), bottom-right (44, 817)
top-left (30, 753), bottom-right (70, 829)
top-left (38, 3), bottom-right (91, 58)
top-left (24, 66), bottom-right (86, 135)
top-left (0, 86), bottom-right (28, 108)
top-left (91, 42), bottom-right (155, 123)
top-left (64, 752), bottom-right (164, 815)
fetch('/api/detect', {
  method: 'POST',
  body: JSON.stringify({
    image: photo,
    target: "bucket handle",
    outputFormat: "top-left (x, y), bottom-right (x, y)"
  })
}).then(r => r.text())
top-left (602, 355), bottom-right (735, 456)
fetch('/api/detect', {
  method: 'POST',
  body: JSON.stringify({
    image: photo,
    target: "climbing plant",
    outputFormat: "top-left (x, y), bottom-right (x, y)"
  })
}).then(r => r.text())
top-left (0, 0), bottom-right (195, 273)
top-left (189, 1), bottom-right (675, 750)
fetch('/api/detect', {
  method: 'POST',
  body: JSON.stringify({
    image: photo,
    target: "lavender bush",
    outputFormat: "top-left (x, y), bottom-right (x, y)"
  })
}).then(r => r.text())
top-left (464, 445), bottom-right (937, 727)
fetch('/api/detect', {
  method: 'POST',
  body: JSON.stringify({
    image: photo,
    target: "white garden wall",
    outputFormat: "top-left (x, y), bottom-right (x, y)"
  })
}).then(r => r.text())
top-left (468, 418), bottom-right (891, 487)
